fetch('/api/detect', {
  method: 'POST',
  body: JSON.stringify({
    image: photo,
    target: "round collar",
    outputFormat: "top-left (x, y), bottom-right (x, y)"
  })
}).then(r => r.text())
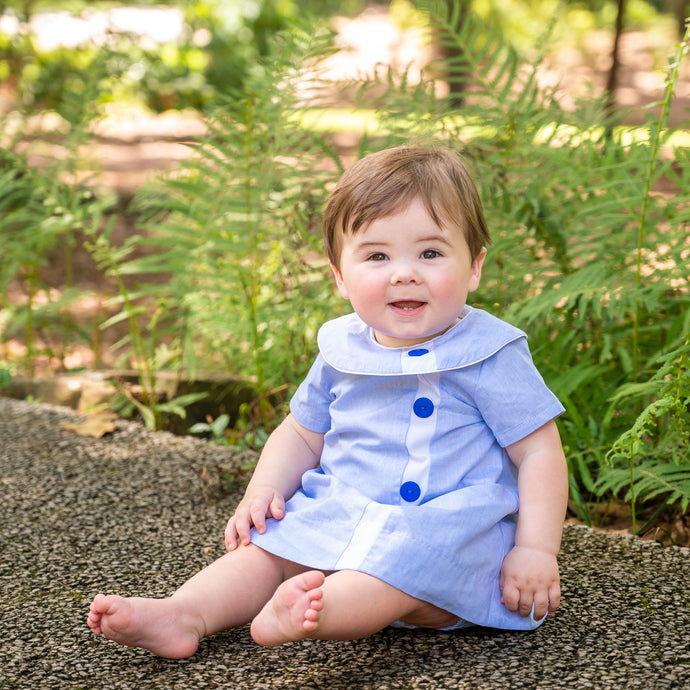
top-left (317, 306), bottom-right (526, 376)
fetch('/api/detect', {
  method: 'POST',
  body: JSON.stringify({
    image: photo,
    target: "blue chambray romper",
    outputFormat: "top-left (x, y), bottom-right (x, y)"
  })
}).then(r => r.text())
top-left (250, 306), bottom-right (565, 631)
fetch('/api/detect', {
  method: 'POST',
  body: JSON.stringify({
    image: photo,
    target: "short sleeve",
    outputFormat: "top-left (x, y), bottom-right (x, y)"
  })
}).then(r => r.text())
top-left (473, 338), bottom-right (565, 448)
top-left (289, 354), bottom-right (335, 434)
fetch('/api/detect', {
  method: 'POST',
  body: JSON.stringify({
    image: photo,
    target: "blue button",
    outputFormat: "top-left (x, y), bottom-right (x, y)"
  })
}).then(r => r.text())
top-left (400, 481), bottom-right (421, 502)
top-left (408, 348), bottom-right (429, 357)
top-left (413, 397), bottom-right (434, 418)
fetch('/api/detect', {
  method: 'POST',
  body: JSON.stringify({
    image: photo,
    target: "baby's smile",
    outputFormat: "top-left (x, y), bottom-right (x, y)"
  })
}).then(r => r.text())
top-left (390, 300), bottom-right (426, 311)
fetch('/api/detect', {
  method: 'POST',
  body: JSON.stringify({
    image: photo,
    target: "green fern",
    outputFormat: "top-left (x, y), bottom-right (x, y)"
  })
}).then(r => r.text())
top-left (599, 334), bottom-right (690, 529)
top-left (0, 146), bottom-right (104, 373)
top-left (598, 461), bottom-right (690, 519)
top-left (114, 22), bottom-right (341, 427)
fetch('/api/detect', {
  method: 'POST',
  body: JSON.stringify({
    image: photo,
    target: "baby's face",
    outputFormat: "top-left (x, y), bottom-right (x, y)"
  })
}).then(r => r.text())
top-left (331, 197), bottom-right (486, 348)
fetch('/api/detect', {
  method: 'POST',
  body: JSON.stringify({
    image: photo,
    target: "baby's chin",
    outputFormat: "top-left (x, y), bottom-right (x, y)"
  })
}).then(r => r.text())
top-left (373, 316), bottom-right (463, 349)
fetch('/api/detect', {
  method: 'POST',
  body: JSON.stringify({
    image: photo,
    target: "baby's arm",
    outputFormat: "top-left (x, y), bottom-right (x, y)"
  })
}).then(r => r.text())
top-left (500, 420), bottom-right (568, 620)
top-left (225, 413), bottom-right (324, 551)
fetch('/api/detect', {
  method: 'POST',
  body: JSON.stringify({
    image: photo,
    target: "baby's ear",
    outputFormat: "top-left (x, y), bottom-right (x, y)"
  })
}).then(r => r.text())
top-left (330, 263), bottom-right (349, 299)
top-left (469, 247), bottom-right (487, 293)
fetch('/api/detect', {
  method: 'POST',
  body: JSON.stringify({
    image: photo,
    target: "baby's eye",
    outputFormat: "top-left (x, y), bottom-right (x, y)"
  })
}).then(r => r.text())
top-left (421, 249), bottom-right (441, 259)
top-left (367, 252), bottom-right (388, 261)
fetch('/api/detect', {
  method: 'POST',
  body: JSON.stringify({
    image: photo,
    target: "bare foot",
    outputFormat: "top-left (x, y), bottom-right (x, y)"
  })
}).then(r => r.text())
top-left (87, 593), bottom-right (203, 659)
top-left (250, 570), bottom-right (325, 646)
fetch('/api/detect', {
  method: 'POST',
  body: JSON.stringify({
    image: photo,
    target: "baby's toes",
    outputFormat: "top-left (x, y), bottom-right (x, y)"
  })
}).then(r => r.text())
top-left (87, 613), bottom-right (102, 634)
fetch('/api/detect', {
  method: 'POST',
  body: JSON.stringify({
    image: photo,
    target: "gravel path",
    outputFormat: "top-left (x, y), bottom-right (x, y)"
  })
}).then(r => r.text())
top-left (1, 396), bottom-right (688, 689)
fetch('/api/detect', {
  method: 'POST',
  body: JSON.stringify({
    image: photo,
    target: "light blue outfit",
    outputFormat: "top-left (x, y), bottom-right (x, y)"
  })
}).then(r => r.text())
top-left (251, 306), bottom-right (565, 631)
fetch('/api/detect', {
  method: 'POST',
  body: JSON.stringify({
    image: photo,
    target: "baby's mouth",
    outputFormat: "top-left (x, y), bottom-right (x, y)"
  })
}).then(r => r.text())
top-left (390, 300), bottom-right (426, 311)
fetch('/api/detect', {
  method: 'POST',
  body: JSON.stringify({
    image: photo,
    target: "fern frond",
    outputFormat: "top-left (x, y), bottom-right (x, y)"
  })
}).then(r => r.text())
top-left (606, 396), bottom-right (678, 462)
top-left (419, 0), bottom-right (542, 111)
top-left (113, 21), bottom-right (343, 407)
top-left (596, 463), bottom-right (690, 514)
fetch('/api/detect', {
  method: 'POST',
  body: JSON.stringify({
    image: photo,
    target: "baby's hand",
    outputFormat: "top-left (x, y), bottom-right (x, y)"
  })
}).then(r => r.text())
top-left (225, 486), bottom-right (285, 551)
top-left (499, 545), bottom-right (561, 621)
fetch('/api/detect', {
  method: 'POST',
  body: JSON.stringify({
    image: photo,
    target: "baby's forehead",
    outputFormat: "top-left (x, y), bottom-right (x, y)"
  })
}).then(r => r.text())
top-left (344, 197), bottom-right (464, 236)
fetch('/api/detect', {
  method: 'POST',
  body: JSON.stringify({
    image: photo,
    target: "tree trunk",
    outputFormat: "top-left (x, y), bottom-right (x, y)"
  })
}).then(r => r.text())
top-left (604, 0), bottom-right (626, 118)
top-left (422, 0), bottom-right (471, 108)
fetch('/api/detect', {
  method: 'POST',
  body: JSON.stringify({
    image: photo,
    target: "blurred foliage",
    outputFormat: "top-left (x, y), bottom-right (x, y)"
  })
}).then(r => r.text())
top-left (0, 0), bottom-right (368, 114)
top-left (0, 0), bottom-right (683, 117)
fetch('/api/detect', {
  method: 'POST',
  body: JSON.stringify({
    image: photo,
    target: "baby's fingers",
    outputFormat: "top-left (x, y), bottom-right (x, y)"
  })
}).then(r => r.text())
top-left (268, 493), bottom-right (285, 522)
top-left (225, 490), bottom-right (285, 552)
top-left (225, 510), bottom-right (254, 550)
top-left (531, 591), bottom-right (550, 622)
top-left (249, 491), bottom-right (285, 534)
top-left (249, 500), bottom-right (271, 536)
top-left (547, 581), bottom-right (561, 615)
top-left (231, 507), bottom-right (256, 547)
top-left (500, 577), bottom-right (537, 618)
top-left (500, 580), bottom-right (521, 614)
top-left (225, 517), bottom-right (240, 551)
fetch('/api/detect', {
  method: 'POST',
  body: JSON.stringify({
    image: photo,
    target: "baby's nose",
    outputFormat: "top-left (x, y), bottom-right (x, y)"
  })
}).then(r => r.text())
top-left (391, 261), bottom-right (420, 284)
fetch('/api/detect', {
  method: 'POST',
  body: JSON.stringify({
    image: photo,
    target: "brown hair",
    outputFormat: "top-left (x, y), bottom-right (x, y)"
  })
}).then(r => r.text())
top-left (324, 145), bottom-right (491, 269)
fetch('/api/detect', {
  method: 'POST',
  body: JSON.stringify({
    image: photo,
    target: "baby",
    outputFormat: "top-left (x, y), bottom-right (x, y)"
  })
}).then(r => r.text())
top-left (88, 145), bottom-right (568, 658)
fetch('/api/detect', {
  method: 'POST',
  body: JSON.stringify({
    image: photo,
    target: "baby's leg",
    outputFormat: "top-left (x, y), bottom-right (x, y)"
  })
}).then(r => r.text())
top-left (87, 544), bottom-right (299, 658)
top-left (250, 569), bottom-right (459, 646)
